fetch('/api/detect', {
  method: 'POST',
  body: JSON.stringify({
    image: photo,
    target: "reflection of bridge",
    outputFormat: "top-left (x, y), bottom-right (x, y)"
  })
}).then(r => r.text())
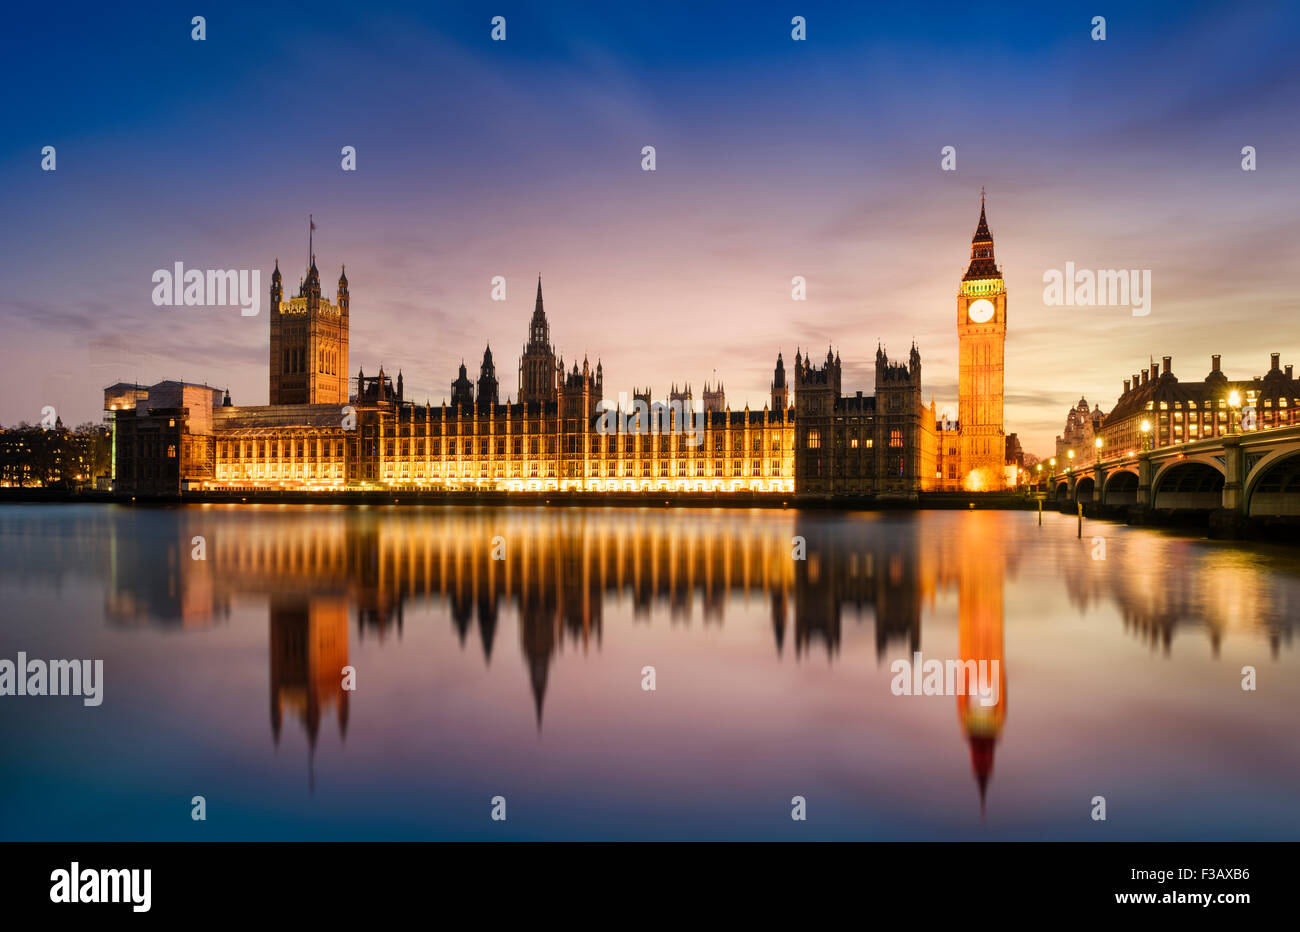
top-left (1050, 425), bottom-right (1300, 523)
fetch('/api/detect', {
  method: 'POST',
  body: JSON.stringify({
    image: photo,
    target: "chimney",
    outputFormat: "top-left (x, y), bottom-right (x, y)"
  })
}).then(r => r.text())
top-left (1271, 352), bottom-right (1280, 370)
top-left (1211, 354), bottom-right (1221, 373)
top-left (1123, 379), bottom-right (1131, 393)
top-left (1287, 365), bottom-right (1294, 379)
top-left (1141, 370), bottom-right (1148, 385)
top-left (1162, 356), bottom-right (1171, 375)
top-left (1150, 363), bottom-right (1159, 381)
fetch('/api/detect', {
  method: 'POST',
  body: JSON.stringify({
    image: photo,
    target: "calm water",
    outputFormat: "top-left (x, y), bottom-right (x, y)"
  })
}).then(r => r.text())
top-left (0, 504), bottom-right (1297, 841)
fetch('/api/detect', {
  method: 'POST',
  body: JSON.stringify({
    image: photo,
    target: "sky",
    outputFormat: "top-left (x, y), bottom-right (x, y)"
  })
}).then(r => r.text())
top-left (2, 0), bottom-right (1298, 455)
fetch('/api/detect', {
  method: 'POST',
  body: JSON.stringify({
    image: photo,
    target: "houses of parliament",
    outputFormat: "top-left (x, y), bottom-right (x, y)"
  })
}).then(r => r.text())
top-left (106, 198), bottom-right (1013, 498)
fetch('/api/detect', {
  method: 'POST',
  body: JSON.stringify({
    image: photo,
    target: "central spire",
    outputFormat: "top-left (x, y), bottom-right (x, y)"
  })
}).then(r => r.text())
top-left (528, 275), bottom-right (549, 347)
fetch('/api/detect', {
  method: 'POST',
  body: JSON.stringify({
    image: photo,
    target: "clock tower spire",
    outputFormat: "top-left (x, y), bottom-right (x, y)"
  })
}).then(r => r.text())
top-left (956, 192), bottom-right (1007, 491)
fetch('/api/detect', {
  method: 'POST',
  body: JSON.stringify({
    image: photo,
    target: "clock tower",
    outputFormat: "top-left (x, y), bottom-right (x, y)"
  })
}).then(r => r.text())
top-left (957, 191), bottom-right (1006, 491)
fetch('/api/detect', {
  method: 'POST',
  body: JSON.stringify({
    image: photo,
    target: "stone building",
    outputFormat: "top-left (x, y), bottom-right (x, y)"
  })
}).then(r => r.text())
top-left (108, 216), bottom-right (986, 499)
top-left (1054, 397), bottom-right (1106, 467)
top-left (517, 278), bottom-right (560, 407)
top-left (792, 343), bottom-right (937, 499)
top-left (954, 193), bottom-right (1008, 491)
top-left (1100, 353), bottom-right (1300, 454)
top-left (109, 382), bottom-right (225, 492)
top-left (268, 259), bottom-right (348, 406)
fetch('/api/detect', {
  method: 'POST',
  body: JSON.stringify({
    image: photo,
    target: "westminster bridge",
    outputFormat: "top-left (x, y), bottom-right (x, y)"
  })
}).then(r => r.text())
top-left (1049, 424), bottom-right (1300, 527)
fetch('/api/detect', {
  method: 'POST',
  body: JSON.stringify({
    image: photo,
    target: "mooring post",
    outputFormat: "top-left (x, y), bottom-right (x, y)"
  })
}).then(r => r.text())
top-left (1077, 501), bottom-right (1083, 538)
top-left (1038, 497), bottom-right (1043, 526)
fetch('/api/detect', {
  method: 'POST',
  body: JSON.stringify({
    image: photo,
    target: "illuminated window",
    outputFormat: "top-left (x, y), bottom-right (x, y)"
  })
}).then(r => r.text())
top-left (806, 429), bottom-right (821, 449)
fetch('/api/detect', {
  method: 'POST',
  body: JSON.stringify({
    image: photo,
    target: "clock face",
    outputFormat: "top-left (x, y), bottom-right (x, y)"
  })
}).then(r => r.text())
top-left (967, 298), bottom-right (995, 324)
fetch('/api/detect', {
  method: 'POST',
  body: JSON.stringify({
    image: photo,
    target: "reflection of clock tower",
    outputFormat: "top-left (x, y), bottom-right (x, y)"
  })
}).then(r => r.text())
top-left (957, 190), bottom-right (1007, 491)
top-left (956, 512), bottom-right (1007, 816)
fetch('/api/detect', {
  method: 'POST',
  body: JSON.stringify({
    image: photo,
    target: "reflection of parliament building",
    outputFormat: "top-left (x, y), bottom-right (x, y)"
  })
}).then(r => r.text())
top-left (106, 198), bottom-right (1017, 498)
top-left (10, 505), bottom-right (1287, 801)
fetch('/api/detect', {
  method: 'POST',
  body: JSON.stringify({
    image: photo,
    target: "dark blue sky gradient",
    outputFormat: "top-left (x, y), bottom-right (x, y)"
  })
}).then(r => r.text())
top-left (3, 1), bottom-right (1298, 451)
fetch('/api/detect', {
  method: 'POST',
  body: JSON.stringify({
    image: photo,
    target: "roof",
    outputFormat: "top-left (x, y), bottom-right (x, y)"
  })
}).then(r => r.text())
top-left (963, 200), bottom-right (1002, 282)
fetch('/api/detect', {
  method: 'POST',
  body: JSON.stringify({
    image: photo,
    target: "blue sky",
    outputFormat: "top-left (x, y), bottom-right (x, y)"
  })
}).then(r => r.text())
top-left (2, 0), bottom-right (1298, 453)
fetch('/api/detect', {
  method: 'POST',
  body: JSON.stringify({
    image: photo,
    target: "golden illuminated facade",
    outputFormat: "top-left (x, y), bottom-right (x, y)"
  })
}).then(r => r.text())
top-left (955, 193), bottom-right (1007, 491)
top-left (269, 258), bottom-right (349, 406)
top-left (1100, 353), bottom-right (1300, 455)
top-left (207, 392), bottom-right (796, 493)
top-left (107, 224), bottom-right (978, 498)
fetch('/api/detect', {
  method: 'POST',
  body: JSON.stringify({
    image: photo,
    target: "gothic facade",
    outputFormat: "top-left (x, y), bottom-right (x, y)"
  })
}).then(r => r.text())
top-left (107, 207), bottom-right (1009, 499)
top-left (953, 193), bottom-right (1008, 491)
top-left (792, 344), bottom-right (938, 499)
top-left (517, 279), bottom-right (560, 407)
top-left (1055, 397), bottom-right (1107, 467)
top-left (268, 258), bottom-right (349, 406)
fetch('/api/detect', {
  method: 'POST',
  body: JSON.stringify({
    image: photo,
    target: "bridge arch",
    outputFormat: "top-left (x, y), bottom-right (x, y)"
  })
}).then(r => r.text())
top-left (1245, 450), bottom-right (1300, 517)
top-left (1073, 476), bottom-right (1095, 503)
top-left (1152, 459), bottom-right (1224, 511)
top-left (1054, 481), bottom-right (1070, 503)
top-left (1103, 468), bottom-right (1138, 506)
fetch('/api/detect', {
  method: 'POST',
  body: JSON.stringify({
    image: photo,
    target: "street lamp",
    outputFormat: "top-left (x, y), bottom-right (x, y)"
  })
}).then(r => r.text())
top-left (1140, 418), bottom-right (1152, 452)
top-left (1227, 389), bottom-right (1242, 434)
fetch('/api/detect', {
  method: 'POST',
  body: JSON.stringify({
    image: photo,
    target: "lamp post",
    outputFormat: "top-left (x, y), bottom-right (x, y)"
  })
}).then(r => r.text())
top-left (1228, 390), bottom-right (1242, 435)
